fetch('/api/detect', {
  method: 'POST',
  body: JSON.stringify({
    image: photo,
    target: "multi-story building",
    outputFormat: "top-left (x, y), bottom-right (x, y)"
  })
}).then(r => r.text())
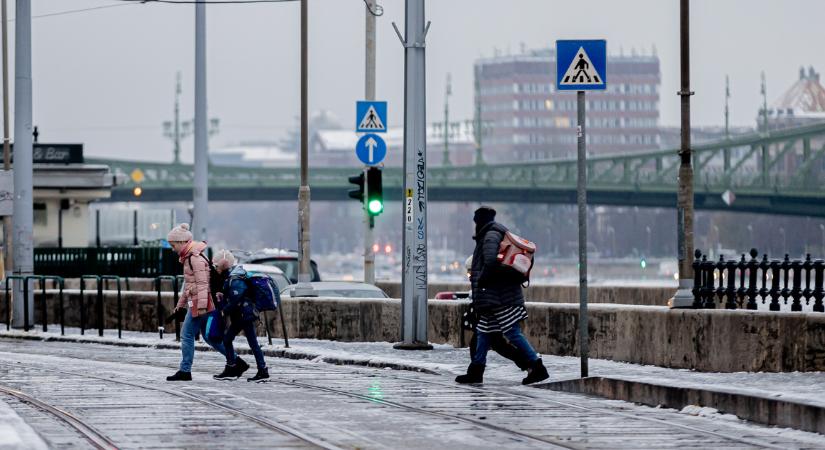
top-left (475, 47), bottom-right (660, 163)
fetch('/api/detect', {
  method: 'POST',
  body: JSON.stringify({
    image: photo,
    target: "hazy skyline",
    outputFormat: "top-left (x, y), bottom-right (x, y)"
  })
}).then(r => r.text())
top-left (5, 0), bottom-right (825, 163)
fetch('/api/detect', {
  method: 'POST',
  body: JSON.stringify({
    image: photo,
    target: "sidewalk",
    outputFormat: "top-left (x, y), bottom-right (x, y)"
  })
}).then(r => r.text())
top-left (3, 326), bottom-right (825, 433)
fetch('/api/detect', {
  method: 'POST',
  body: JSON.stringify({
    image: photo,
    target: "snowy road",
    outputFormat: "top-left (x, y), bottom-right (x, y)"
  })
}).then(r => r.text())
top-left (0, 338), bottom-right (823, 449)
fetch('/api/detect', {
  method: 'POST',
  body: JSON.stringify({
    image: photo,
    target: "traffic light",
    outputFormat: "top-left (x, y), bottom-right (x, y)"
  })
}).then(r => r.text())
top-left (133, 186), bottom-right (143, 197)
top-left (640, 257), bottom-right (647, 269)
top-left (348, 171), bottom-right (365, 203)
top-left (366, 166), bottom-right (383, 216)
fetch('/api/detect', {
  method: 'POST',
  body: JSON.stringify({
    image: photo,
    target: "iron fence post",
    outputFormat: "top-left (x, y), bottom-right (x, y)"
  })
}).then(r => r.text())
top-left (701, 255), bottom-right (714, 308)
top-left (691, 250), bottom-right (702, 308)
top-left (736, 254), bottom-right (747, 309)
top-left (758, 254), bottom-right (769, 307)
top-left (780, 255), bottom-right (791, 307)
top-left (803, 254), bottom-right (813, 307)
top-left (39, 277), bottom-right (46, 332)
top-left (725, 257), bottom-right (737, 310)
top-left (791, 258), bottom-right (803, 312)
top-left (770, 259), bottom-right (782, 311)
top-left (814, 259), bottom-right (825, 313)
top-left (746, 249), bottom-right (759, 310)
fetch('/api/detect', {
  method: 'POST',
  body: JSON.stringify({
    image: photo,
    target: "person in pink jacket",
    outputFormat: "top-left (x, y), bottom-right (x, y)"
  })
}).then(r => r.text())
top-left (165, 224), bottom-right (248, 381)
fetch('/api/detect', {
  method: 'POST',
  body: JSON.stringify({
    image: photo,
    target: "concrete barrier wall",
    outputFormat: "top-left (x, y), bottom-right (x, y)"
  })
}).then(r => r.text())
top-left (3, 291), bottom-right (825, 373)
top-left (376, 281), bottom-right (673, 306)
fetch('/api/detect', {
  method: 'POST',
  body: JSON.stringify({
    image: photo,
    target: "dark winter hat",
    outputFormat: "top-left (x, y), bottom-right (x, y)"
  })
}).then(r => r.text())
top-left (473, 206), bottom-right (496, 225)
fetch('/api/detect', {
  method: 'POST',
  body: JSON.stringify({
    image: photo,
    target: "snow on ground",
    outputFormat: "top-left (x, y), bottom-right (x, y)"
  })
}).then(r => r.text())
top-left (0, 398), bottom-right (48, 450)
top-left (4, 326), bottom-right (825, 410)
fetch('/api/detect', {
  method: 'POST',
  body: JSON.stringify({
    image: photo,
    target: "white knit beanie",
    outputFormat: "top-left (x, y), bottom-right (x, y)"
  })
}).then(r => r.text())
top-left (213, 249), bottom-right (236, 272)
top-left (167, 223), bottom-right (193, 243)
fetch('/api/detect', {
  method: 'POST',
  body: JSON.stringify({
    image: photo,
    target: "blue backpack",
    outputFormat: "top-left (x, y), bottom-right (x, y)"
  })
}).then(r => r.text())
top-left (245, 274), bottom-right (280, 312)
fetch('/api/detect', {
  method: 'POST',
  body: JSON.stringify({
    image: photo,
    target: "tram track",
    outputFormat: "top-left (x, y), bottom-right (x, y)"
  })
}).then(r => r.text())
top-left (0, 360), bottom-right (338, 450)
top-left (0, 384), bottom-right (117, 450)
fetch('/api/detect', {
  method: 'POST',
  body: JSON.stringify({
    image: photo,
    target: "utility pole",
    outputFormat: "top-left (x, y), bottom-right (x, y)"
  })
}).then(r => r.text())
top-left (473, 65), bottom-right (485, 166)
top-left (442, 73), bottom-right (451, 166)
top-left (163, 73), bottom-right (191, 165)
top-left (363, 0), bottom-right (377, 285)
top-left (393, 0), bottom-right (431, 350)
top-left (724, 75), bottom-right (730, 140)
top-left (12, 0), bottom-right (33, 328)
top-left (669, 0), bottom-right (695, 308)
top-left (760, 71), bottom-right (768, 132)
top-left (723, 75), bottom-right (730, 172)
top-left (1, 0), bottom-right (11, 282)
top-left (295, 0), bottom-right (314, 296)
top-left (193, 0), bottom-right (208, 241)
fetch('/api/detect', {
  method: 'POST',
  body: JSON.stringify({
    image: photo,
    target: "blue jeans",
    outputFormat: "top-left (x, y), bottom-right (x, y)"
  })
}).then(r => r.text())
top-left (472, 323), bottom-right (539, 366)
top-left (224, 317), bottom-right (267, 370)
top-left (179, 310), bottom-right (235, 373)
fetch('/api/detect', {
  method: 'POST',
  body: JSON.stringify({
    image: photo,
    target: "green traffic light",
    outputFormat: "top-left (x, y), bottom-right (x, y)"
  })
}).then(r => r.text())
top-left (368, 199), bottom-right (383, 215)
top-left (640, 259), bottom-right (647, 269)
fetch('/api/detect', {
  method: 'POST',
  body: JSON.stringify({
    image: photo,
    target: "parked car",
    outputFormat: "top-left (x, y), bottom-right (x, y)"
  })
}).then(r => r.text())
top-left (434, 291), bottom-right (471, 300)
top-left (281, 281), bottom-right (388, 299)
top-left (238, 264), bottom-right (291, 293)
top-left (244, 248), bottom-right (321, 284)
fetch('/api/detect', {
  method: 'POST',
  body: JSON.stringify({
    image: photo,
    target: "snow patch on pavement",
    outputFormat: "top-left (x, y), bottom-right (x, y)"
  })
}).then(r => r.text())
top-left (0, 399), bottom-right (48, 450)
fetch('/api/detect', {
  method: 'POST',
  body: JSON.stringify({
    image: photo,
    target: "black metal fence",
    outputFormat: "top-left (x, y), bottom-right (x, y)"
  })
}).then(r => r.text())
top-left (3, 274), bottom-right (289, 347)
top-left (34, 247), bottom-right (182, 278)
top-left (692, 249), bottom-right (825, 311)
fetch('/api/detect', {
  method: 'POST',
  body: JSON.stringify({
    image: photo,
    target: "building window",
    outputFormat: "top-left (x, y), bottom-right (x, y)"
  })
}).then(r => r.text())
top-left (34, 203), bottom-right (47, 226)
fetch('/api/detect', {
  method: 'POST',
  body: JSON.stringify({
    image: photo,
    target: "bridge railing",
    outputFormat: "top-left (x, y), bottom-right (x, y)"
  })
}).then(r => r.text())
top-left (692, 249), bottom-right (825, 311)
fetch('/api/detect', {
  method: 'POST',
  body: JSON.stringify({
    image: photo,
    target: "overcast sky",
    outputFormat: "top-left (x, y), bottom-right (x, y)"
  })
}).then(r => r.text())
top-left (5, 0), bottom-right (825, 162)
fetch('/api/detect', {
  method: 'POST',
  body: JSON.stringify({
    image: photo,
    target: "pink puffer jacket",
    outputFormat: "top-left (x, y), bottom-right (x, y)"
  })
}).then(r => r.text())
top-left (176, 241), bottom-right (214, 318)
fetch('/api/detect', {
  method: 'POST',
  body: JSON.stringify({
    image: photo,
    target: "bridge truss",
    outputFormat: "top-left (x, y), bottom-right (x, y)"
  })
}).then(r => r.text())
top-left (90, 122), bottom-right (825, 217)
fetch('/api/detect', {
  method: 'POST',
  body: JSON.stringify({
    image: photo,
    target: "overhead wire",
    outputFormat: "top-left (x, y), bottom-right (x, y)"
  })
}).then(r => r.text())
top-left (116, 0), bottom-right (299, 4)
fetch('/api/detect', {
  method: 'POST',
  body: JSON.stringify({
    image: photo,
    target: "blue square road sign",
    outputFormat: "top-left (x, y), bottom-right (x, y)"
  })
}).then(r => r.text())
top-left (556, 40), bottom-right (607, 91)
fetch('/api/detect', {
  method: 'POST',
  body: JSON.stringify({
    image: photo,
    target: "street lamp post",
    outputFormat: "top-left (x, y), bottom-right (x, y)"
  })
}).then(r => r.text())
top-left (670, 0), bottom-right (695, 308)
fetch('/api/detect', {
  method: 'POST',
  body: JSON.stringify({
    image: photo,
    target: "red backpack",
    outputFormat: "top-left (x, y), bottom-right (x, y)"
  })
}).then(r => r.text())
top-left (497, 230), bottom-right (536, 285)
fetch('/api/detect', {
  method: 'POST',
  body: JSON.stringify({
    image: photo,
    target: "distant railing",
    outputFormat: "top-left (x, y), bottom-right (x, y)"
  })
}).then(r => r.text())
top-left (34, 247), bottom-right (182, 278)
top-left (692, 249), bottom-right (825, 311)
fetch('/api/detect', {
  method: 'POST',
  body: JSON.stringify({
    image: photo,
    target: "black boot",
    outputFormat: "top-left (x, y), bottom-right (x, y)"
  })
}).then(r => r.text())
top-left (166, 370), bottom-right (192, 381)
top-left (521, 358), bottom-right (549, 385)
top-left (234, 357), bottom-right (250, 377)
top-left (213, 365), bottom-right (239, 380)
top-left (247, 368), bottom-right (269, 382)
top-left (455, 364), bottom-right (485, 384)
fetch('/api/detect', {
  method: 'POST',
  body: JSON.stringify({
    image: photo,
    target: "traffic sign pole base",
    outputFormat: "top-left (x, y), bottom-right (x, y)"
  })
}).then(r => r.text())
top-left (393, 341), bottom-right (434, 351)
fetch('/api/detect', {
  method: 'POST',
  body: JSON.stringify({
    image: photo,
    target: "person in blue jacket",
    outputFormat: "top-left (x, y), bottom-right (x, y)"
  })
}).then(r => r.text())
top-left (211, 250), bottom-right (269, 382)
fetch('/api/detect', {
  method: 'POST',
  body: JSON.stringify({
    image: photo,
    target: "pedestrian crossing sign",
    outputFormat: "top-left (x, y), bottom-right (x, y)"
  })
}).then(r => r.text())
top-left (356, 101), bottom-right (387, 133)
top-left (556, 40), bottom-right (607, 91)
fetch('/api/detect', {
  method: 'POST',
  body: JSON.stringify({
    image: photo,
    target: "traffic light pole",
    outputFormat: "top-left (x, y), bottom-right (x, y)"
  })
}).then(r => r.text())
top-left (363, 0), bottom-right (376, 285)
top-left (295, 0), bottom-right (315, 297)
top-left (393, 0), bottom-right (431, 350)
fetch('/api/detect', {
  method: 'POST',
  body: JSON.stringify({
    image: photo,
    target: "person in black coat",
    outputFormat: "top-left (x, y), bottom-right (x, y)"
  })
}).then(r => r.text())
top-left (456, 206), bottom-right (549, 385)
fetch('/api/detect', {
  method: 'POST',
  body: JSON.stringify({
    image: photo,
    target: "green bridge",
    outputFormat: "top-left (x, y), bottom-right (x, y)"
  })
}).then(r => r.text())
top-left (91, 122), bottom-right (825, 217)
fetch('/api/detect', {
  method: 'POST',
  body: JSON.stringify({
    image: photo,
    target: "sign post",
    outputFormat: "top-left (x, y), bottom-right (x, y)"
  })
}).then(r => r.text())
top-left (355, 100), bottom-right (387, 284)
top-left (557, 39), bottom-right (607, 378)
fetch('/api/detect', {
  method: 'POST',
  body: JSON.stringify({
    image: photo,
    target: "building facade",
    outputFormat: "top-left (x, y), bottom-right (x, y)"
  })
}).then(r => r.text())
top-left (475, 47), bottom-right (661, 163)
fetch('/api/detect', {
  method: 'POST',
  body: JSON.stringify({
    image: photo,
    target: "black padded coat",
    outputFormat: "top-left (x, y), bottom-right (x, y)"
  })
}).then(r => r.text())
top-left (470, 222), bottom-right (525, 312)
